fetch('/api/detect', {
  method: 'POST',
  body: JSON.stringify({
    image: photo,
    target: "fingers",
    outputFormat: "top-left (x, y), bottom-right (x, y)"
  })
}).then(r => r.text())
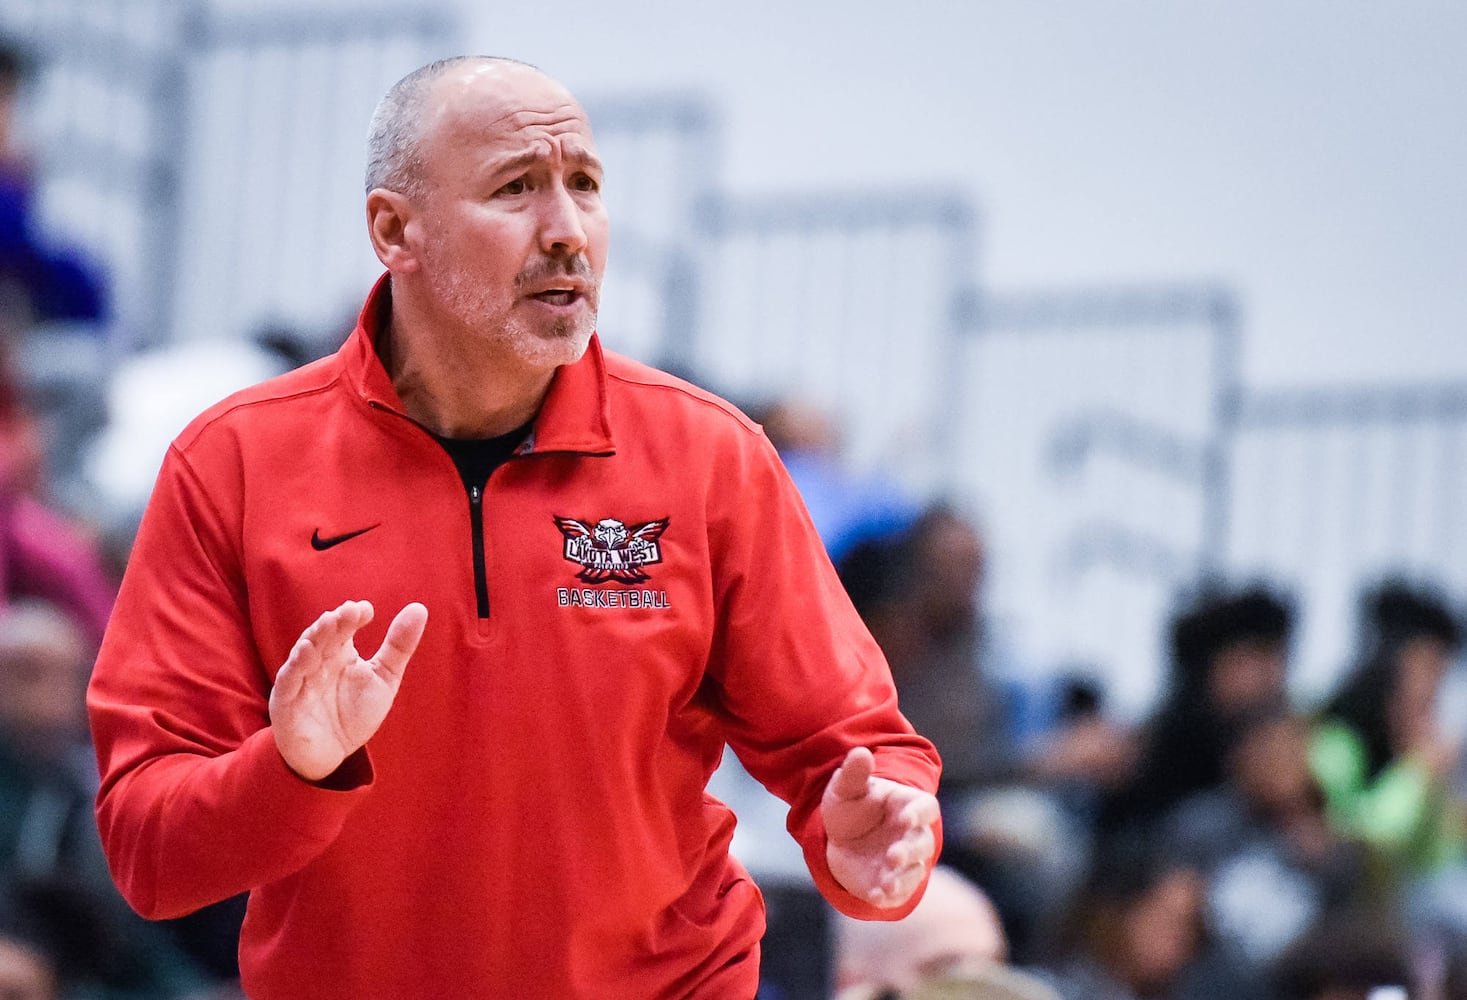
top-left (828, 746), bottom-right (876, 803)
top-left (277, 601), bottom-right (382, 689)
top-left (272, 636), bottom-right (312, 702)
top-left (865, 821), bottom-right (937, 907)
top-left (884, 823), bottom-right (936, 870)
top-left (370, 603), bottom-right (429, 682)
top-left (303, 600), bottom-right (374, 648)
top-left (824, 766), bottom-right (942, 909)
top-left (276, 601), bottom-right (369, 689)
top-left (897, 793), bottom-right (941, 832)
top-left (884, 790), bottom-right (939, 868)
top-left (869, 789), bottom-right (940, 906)
top-left (872, 859), bottom-right (929, 908)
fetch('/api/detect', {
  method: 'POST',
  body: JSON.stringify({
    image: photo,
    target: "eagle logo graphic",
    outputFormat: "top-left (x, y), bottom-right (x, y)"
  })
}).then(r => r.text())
top-left (553, 516), bottom-right (669, 584)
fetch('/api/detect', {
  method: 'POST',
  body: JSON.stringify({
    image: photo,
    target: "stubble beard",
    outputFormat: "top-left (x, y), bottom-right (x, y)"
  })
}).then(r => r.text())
top-left (493, 285), bottom-right (598, 370)
top-left (428, 257), bottom-right (599, 371)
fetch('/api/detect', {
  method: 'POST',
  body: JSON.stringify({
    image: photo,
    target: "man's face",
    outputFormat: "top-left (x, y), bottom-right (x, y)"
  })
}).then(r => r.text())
top-left (0, 626), bottom-right (89, 758)
top-left (915, 516), bottom-right (984, 634)
top-left (1206, 639), bottom-right (1287, 718)
top-left (405, 63), bottom-right (609, 370)
top-left (1231, 715), bottom-right (1313, 815)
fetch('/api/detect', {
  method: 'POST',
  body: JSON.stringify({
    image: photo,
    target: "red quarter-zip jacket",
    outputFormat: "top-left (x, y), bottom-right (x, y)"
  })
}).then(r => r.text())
top-left (87, 276), bottom-right (942, 998)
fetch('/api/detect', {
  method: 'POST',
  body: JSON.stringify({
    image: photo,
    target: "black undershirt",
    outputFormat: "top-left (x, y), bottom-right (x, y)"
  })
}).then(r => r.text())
top-left (431, 422), bottom-right (532, 491)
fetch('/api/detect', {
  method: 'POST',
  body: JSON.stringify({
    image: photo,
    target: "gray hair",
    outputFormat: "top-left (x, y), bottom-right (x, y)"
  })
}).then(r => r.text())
top-left (364, 55), bottom-right (538, 199)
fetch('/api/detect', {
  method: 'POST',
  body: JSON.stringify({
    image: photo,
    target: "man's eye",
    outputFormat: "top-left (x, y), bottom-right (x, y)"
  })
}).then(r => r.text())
top-left (571, 174), bottom-right (600, 193)
top-left (499, 179), bottom-right (527, 195)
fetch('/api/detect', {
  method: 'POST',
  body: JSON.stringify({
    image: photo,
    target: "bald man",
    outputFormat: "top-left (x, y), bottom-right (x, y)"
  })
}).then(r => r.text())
top-left (834, 868), bottom-right (1064, 1000)
top-left (87, 57), bottom-right (941, 998)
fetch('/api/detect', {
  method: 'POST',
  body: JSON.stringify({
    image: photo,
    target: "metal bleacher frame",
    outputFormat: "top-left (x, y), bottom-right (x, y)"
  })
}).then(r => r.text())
top-left (1, 0), bottom-right (455, 350)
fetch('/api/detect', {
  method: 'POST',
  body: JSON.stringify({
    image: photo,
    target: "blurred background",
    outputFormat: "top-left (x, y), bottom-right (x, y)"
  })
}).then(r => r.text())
top-left (0, 1), bottom-right (1464, 998)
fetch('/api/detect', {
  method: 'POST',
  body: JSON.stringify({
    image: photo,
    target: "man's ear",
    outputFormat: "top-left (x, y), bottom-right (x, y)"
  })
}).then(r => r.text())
top-left (367, 189), bottom-right (419, 272)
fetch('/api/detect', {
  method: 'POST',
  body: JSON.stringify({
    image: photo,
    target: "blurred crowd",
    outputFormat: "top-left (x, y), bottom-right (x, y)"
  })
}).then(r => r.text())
top-left (0, 34), bottom-right (252, 1000)
top-left (1, 30), bottom-right (1464, 1000)
top-left (750, 397), bottom-right (1467, 1000)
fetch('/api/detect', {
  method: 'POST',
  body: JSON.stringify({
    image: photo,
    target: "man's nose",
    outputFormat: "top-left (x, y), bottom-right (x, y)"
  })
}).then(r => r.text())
top-left (539, 183), bottom-right (588, 256)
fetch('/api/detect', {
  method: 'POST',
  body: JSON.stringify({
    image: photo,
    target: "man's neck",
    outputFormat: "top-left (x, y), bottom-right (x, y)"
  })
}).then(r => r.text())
top-left (383, 292), bottom-right (555, 440)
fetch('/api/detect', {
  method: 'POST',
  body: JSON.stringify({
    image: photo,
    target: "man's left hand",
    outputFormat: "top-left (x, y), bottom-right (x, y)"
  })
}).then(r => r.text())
top-left (821, 746), bottom-right (940, 909)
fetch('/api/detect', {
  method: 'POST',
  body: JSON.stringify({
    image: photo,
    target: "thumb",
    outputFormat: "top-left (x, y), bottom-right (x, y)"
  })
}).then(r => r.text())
top-left (828, 746), bottom-right (875, 803)
top-left (370, 602), bottom-right (428, 682)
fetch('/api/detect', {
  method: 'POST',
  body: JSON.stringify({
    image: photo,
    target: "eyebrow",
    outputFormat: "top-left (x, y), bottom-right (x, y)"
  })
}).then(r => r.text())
top-left (486, 147), bottom-right (603, 178)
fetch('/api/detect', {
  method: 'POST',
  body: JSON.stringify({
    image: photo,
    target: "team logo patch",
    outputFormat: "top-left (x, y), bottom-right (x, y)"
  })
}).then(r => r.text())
top-left (553, 516), bottom-right (669, 584)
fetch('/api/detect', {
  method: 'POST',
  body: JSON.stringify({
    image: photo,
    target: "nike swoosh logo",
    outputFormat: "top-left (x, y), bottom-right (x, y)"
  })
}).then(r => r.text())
top-left (311, 524), bottom-right (380, 551)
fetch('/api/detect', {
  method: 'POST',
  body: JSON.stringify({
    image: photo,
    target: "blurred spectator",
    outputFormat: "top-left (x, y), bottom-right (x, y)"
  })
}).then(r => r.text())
top-left (839, 506), bottom-right (1133, 961)
top-left (839, 506), bottom-right (1015, 794)
top-left (1038, 837), bottom-right (1265, 1000)
top-left (0, 600), bottom-right (100, 882)
top-left (1310, 579), bottom-right (1465, 880)
top-left (1307, 578), bottom-right (1467, 963)
top-left (1103, 583), bottom-right (1295, 834)
top-left (1164, 707), bottom-right (1367, 971)
top-left (0, 37), bottom-right (107, 334)
top-left (0, 362), bottom-right (116, 645)
top-left (833, 865), bottom-right (1060, 1000)
top-left (755, 398), bottom-right (917, 563)
top-left (841, 507), bottom-right (1132, 799)
top-left (834, 865), bottom-right (1007, 993)
top-left (0, 600), bottom-right (216, 997)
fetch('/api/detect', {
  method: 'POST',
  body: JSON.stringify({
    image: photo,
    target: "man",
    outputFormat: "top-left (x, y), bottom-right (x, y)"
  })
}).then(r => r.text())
top-left (834, 865), bottom-right (1006, 992)
top-left (86, 56), bottom-right (941, 998)
top-left (1101, 583), bottom-right (1294, 833)
top-left (834, 864), bottom-right (1062, 1000)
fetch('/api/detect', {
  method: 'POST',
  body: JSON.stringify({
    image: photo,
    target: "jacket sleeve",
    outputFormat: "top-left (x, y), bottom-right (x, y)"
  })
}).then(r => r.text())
top-left (87, 444), bottom-right (372, 920)
top-left (704, 429), bottom-right (942, 921)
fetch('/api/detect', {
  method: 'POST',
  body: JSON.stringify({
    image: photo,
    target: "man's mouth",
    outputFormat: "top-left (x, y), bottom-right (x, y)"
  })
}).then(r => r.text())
top-left (531, 289), bottom-right (580, 306)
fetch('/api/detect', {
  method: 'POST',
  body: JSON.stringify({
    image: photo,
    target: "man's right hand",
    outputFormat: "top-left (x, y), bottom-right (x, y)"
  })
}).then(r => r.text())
top-left (269, 600), bottom-right (428, 782)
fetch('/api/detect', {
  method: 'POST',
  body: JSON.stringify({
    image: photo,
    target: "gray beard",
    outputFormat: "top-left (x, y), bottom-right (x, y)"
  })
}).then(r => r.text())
top-left (430, 266), bottom-right (598, 370)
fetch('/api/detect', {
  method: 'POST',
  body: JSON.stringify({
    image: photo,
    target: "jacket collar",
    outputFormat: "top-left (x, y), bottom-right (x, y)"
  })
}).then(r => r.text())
top-left (342, 272), bottom-right (615, 456)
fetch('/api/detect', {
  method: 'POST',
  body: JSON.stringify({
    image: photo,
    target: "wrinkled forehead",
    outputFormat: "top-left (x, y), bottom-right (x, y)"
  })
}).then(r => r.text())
top-left (423, 62), bottom-right (596, 160)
